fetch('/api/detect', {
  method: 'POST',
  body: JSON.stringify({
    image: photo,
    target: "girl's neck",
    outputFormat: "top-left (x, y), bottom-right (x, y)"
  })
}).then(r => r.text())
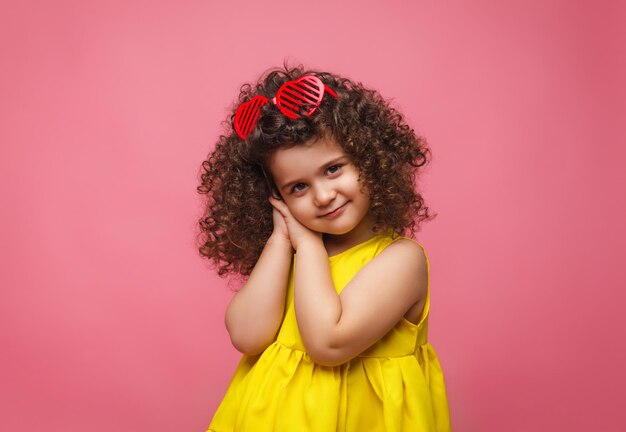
top-left (322, 211), bottom-right (378, 256)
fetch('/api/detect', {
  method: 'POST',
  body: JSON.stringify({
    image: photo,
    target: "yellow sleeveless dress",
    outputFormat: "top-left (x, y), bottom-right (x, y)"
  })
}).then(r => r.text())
top-left (207, 231), bottom-right (451, 431)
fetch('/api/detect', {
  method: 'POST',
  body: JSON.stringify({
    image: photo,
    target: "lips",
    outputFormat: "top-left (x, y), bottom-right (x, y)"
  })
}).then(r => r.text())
top-left (322, 202), bottom-right (347, 217)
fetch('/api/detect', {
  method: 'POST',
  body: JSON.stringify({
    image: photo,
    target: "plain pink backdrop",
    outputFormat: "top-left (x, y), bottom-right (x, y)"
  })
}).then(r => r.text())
top-left (1, 1), bottom-right (625, 431)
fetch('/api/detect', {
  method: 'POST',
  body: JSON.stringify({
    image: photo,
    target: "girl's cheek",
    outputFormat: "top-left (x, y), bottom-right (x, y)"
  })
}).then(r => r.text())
top-left (288, 204), bottom-right (307, 221)
top-left (288, 203), bottom-right (303, 217)
top-left (281, 200), bottom-right (296, 215)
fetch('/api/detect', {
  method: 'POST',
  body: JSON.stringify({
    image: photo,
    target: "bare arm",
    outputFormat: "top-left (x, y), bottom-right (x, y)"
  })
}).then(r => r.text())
top-left (225, 234), bottom-right (294, 356)
top-left (295, 238), bottom-right (426, 367)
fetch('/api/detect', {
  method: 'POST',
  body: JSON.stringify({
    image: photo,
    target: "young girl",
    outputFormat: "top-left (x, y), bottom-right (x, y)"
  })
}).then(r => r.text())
top-left (197, 63), bottom-right (451, 431)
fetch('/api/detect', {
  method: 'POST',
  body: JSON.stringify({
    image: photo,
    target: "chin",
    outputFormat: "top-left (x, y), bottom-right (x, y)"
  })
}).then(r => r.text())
top-left (319, 223), bottom-right (358, 236)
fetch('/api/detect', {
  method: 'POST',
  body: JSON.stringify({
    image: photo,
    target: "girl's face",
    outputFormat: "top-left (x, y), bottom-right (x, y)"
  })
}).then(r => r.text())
top-left (267, 134), bottom-right (374, 238)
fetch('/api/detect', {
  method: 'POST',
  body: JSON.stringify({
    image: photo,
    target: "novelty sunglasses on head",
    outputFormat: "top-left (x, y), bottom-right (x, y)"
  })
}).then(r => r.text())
top-left (233, 75), bottom-right (338, 140)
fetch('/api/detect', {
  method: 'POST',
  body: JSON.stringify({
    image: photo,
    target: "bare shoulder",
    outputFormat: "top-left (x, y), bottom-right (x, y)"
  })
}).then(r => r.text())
top-left (382, 237), bottom-right (428, 285)
top-left (384, 238), bottom-right (429, 323)
top-left (374, 237), bottom-right (429, 321)
top-left (378, 237), bottom-right (428, 273)
top-left (386, 237), bottom-right (426, 258)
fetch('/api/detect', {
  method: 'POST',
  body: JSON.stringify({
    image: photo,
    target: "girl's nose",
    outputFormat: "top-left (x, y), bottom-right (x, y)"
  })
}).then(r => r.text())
top-left (313, 186), bottom-right (337, 207)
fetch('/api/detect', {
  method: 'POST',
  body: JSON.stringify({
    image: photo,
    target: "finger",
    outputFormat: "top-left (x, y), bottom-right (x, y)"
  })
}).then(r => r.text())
top-left (274, 200), bottom-right (290, 216)
top-left (271, 189), bottom-right (283, 200)
top-left (268, 196), bottom-right (286, 214)
top-left (269, 195), bottom-right (285, 208)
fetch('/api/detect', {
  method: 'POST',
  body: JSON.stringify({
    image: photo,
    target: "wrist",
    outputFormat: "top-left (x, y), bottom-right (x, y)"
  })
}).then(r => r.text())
top-left (295, 237), bottom-right (325, 254)
top-left (268, 234), bottom-right (294, 252)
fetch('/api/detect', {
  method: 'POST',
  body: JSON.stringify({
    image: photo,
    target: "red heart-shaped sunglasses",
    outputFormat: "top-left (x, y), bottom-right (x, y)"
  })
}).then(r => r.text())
top-left (233, 75), bottom-right (338, 140)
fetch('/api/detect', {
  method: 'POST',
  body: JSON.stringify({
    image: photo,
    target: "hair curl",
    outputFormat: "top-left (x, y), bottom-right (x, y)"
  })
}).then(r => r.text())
top-left (196, 61), bottom-right (436, 285)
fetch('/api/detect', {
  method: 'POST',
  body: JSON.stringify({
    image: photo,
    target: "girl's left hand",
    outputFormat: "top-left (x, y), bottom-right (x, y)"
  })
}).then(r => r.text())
top-left (268, 196), bottom-right (323, 251)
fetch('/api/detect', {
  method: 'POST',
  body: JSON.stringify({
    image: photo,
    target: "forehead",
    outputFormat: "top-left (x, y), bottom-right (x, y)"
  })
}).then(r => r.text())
top-left (268, 135), bottom-right (346, 179)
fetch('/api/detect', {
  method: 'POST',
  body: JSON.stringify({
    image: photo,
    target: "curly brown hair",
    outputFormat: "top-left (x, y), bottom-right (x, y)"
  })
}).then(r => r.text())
top-left (196, 61), bottom-right (436, 284)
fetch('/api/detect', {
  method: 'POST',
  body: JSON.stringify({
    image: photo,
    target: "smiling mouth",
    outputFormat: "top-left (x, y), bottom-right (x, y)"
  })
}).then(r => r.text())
top-left (321, 202), bottom-right (347, 217)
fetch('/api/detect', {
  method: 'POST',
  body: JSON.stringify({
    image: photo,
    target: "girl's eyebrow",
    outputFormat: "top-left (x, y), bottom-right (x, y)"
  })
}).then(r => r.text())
top-left (279, 156), bottom-right (347, 192)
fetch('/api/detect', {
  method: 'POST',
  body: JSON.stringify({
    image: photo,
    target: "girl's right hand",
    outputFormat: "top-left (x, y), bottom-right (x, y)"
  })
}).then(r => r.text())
top-left (270, 206), bottom-right (291, 247)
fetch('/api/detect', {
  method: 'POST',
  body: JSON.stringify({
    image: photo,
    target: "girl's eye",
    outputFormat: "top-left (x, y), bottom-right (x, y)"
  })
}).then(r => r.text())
top-left (290, 164), bottom-right (343, 194)
top-left (292, 183), bottom-right (306, 193)
top-left (327, 164), bottom-right (342, 174)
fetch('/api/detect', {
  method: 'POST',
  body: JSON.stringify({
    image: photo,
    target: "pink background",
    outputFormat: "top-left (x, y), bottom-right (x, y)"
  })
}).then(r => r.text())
top-left (1, 1), bottom-right (625, 431)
